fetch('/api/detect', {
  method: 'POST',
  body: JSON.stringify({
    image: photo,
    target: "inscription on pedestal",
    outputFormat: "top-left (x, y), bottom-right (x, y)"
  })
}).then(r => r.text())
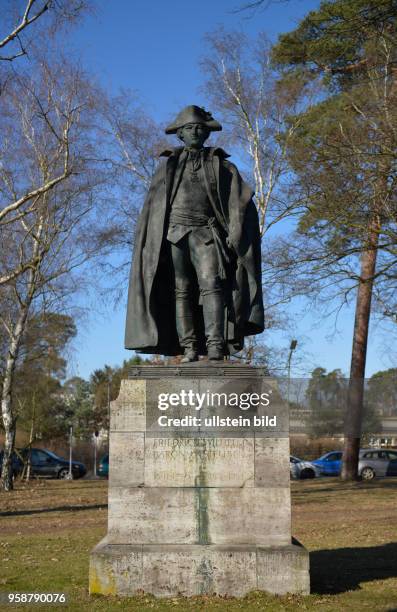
top-left (145, 438), bottom-right (254, 487)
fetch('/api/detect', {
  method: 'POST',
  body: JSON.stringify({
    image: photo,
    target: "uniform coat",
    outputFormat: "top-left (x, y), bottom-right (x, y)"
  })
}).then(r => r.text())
top-left (125, 146), bottom-right (264, 355)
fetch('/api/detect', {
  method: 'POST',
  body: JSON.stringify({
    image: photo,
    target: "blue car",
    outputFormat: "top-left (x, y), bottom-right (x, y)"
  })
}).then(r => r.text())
top-left (98, 454), bottom-right (109, 478)
top-left (312, 451), bottom-right (343, 476)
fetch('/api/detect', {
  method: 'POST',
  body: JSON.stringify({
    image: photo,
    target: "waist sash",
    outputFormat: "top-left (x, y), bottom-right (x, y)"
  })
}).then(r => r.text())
top-left (169, 212), bottom-right (230, 279)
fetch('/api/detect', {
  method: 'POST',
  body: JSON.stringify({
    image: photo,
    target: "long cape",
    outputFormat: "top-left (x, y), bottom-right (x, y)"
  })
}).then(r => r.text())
top-left (125, 147), bottom-right (264, 355)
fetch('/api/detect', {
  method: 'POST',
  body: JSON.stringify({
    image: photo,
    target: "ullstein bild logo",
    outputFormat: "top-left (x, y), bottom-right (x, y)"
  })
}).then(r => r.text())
top-left (157, 413), bottom-right (277, 428)
top-left (157, 389), bottom-right (272, 411)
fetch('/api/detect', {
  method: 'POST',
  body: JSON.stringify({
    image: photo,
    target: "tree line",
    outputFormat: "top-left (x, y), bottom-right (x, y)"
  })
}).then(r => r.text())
top-left (300, 366), bottom-right (396, 440)
top-left (1, 0), bottom-right (397, 488)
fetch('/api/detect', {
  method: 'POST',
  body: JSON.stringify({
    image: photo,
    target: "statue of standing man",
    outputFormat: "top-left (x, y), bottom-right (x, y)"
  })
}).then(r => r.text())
top-left (125, 105), bottom-right (264, 362)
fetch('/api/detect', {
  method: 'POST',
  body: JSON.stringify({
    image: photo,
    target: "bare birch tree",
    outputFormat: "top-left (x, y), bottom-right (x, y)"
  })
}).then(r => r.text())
top-left (0, 65), bottom-right (77, 286)
top-left (201, 29), bottom-right (306, 237)
top-left (0, 58), bottom-right (111, 490)
top-left (199, 29), bottom-right (309, 367)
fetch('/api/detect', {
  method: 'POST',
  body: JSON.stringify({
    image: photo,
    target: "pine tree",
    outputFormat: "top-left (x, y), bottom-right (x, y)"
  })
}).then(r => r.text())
top-left (272, 0), bottom-right (397, 478)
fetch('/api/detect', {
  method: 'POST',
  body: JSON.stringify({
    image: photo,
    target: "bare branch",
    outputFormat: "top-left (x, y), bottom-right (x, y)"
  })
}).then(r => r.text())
top-left (0, 170), bottom-right (72, 225)
top-left (0, 1), bottom-right (50, 60)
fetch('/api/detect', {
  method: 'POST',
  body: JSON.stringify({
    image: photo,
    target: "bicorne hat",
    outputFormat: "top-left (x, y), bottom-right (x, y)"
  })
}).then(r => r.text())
top-left (165, 105), bottom-right (222, 134)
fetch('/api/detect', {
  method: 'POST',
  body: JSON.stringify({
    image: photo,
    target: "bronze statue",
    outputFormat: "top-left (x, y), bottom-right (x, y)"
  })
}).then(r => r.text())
top-left (125, 105), bottom-right (264, 362)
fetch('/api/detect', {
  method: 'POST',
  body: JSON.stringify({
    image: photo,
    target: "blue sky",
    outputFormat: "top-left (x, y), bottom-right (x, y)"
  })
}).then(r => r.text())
top-left (65, 0), bottom-right (396, 380)
top-left (73, 0), bottom-right (320, 122)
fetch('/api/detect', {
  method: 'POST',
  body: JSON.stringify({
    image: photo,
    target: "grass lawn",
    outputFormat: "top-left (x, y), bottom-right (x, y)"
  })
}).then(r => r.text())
top-left (0, 477), bottom-right (396, 611)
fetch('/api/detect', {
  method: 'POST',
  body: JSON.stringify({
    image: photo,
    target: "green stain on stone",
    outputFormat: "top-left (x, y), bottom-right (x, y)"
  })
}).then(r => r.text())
top-left (194, 439), bottom-right (210, 545)
top-left (197, 471), bottom-right (210, 545)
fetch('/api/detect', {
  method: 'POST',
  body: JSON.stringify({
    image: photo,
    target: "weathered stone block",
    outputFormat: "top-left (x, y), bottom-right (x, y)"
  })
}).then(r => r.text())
top-left (255, 437), bottom-right (291, 487)
top-left (110, 379), bottom-right (146, 431)
top-left (141, 545), bottom-right (257, 597)
top-left (107, 487), bottom-right (198, 544)
top-left (89, 541), bottom-right (310, 597)
top-left (257, 542), bottom-right (310, 594)
top-left (109, 432), bottom-right (144, 487)
top-left (89, 539), bottom-right (142, 596)
top-left (204, 487), bottom-right (291, 545)
top-left (107, 485), bottom-right (290, 546)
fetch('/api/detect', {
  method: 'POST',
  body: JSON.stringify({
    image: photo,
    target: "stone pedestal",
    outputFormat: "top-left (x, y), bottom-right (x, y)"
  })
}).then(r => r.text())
top-left (89, 364), bottom-right (310, 597)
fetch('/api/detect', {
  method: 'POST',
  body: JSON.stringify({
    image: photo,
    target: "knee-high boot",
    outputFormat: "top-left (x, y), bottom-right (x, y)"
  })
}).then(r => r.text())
top-left (175, 289), bottom-right (198, 360)
top-left (201, 289), bottom-right (225, 359)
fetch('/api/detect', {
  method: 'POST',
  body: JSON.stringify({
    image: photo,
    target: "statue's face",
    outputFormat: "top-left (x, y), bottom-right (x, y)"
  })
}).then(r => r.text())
top-left (178, 123), bottom-right (209, 149)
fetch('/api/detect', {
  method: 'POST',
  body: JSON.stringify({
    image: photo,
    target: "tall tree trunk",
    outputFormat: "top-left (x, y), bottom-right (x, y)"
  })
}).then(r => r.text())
top-left (341, 217), bottom-right (380, 481)
top-left (0, 301), bottom-right (30, 490)
top-left (1, 217), bottom-right (42, 491)
top-left (25, 394), bottom-right (36, 482)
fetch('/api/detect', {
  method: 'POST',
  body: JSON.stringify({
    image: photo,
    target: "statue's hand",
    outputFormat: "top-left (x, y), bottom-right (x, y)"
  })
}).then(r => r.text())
top-left (226, 236), bottom-right (238, 257)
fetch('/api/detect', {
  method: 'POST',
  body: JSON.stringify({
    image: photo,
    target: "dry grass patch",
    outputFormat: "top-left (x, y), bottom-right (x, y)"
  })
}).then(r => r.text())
top-left (0, 477), bottom-right (396, 610)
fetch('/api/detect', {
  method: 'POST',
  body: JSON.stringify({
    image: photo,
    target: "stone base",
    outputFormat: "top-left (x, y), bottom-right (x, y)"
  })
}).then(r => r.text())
top-left (89, 538), bottom-right (310, 597)
top-left (89, 372), bottom-right (310, 598)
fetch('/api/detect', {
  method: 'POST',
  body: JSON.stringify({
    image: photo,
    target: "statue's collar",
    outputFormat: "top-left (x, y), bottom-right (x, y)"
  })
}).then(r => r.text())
top-left (159, 146), bottom-right (230, 159)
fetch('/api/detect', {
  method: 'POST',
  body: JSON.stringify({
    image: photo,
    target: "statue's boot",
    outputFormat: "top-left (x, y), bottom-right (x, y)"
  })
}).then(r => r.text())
top-left (202, 290), bottom-right (225, 360)
top-left (175, 289), bottom-right (198, 362)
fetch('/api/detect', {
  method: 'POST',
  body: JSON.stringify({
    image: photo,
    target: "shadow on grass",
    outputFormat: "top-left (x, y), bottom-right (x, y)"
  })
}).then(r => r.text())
top-left (0, 503), bottom-right (107, 517)
top-left (295, 478), bottom-right (397, 495)
top-left (311, 542), bottom-right (397, 594)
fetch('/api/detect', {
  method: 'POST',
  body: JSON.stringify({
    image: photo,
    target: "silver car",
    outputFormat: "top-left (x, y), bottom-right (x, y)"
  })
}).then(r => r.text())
top-left (290, 455), bottom-right (321, 479)
top-left (358, 448), bottom-right (397, 480)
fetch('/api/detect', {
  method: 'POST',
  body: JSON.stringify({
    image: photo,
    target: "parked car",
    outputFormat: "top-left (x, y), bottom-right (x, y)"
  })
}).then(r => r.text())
top-left (19, 448), bottom-right (86, 479)
top-left (290, 455), bottom-right (320, 479)
top-left (312, 451), bottom-right (343, 476)
top-left (358, 448), bottom-right (397, 480)
top-left (98, 454), bottom-right (109, 478)
top-left (0, 450), bottom-right (23, 478)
